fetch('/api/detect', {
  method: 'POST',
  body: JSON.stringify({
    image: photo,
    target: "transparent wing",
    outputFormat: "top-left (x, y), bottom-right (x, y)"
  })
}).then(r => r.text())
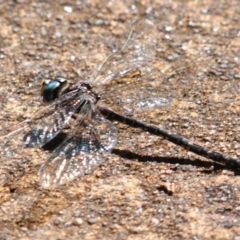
top-left (0, 88), bottom-right (88, 184)
top-left (39, 106), bottom-right (117, 188)
top-left (89, 19), bottom-right (158, 86)
top-left (88, 18), bottom-right (198, 116)
top-left (0, 88), bottom-right (83, 149)
top-left (99, 57), bottom-right (196, 115)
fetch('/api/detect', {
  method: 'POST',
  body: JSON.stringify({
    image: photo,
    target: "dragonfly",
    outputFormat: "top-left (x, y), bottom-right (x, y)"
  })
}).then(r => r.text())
top-left (0, 19), bottom-right (239, 188)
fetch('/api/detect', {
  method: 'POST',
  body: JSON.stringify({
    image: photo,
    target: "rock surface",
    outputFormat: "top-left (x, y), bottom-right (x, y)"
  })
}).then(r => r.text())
top-left (0, 1), bottom-right (240, 239)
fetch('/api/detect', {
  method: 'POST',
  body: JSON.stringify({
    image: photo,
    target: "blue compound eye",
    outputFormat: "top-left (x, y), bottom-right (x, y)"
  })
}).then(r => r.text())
top-left (41, 77), bottom-right (67, 102)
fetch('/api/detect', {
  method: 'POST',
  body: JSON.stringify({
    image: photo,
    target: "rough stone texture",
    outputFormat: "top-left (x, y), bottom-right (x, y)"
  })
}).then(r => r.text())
top-left (0, 0), bottom-right (240, 239)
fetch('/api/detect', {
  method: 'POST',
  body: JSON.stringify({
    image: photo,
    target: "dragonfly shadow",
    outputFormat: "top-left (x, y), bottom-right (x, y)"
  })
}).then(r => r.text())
top-left (112, 149), bottom-right (240, 174)
top-left (41, 132), bottom-right (67, 152)
top-left (29, 130), bottom-right (240, 175)
top-left (41, 132), bottom-right (102, 158)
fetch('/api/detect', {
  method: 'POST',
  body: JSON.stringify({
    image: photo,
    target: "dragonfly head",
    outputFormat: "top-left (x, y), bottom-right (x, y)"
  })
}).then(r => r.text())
top-left (41, 77), bottom-right (68, 102)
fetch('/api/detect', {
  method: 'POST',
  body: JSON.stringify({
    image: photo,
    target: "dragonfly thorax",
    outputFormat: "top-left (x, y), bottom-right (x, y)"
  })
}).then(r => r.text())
top-left (76, 82), bottom-right (100, 105)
